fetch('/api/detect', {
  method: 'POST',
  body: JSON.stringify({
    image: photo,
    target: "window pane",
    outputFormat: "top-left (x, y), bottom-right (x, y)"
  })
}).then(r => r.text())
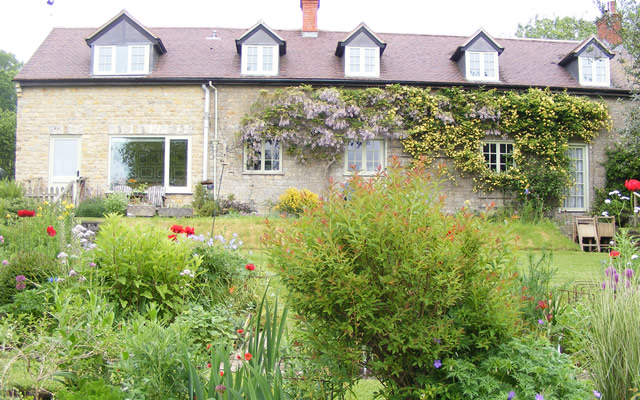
top-left (115, 46), bottom-right (129, 74)
top-left (98, 47), bottom-right (112, 72)
top-left (349, 48), bottom-right (361, 73)
top-left (483, 53), bottom-right (495, 78)
top-left (262, 47), bottom-right (273, 72)
top-left (564, 146), bottom-right (586, 209)
top-left (131, 46), bottom-right (146, 72)
top-left (469, 52), bottom-right (480, 77)
top-left (110, 138), bottom-right (164, 187)
top-left (53, 139), bottom-right (79, 177)
top-left (169, 139), bottom-right (188, 187)
top-left (365, 140), bottom-right (382, 172)
top-left (595, 58), bottom-right (607, 83)
top-left (582, 57), bottom-right (593, 82)
top-left (247, 47), bottom-right (258, 71)
top-left (364, 48), bottom-right (376, 73)
top-left (347, 141), bottom-right (363, 170)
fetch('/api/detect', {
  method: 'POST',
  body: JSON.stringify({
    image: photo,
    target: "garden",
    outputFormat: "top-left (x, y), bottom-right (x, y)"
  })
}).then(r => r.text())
top-left (1, 161), bottom-right (640, 400)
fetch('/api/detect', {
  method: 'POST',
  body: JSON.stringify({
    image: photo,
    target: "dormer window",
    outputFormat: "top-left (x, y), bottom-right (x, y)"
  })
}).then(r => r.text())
top-left (94, 45), bottom-right (151, 75)
top-left (346, 47), bottom-right (379, 77)
top-left (242, 45), bottom-right (278, 76)
top-left (579, 56), bottom-right (610, 86)
top-left (466, 51), bottom-right (498, 81)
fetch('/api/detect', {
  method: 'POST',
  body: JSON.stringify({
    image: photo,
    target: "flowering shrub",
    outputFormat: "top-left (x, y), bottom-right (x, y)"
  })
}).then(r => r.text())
top-left (265, 158), bottom-right (524, 398)
top-left (274, 187), bottom-right (321, 216)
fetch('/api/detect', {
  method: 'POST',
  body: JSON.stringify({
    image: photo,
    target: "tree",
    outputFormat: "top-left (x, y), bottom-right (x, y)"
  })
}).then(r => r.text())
top-left (515, 15), bottom-right (597, 40)
top-left (0, 109), bottom-right (16, 178)
top-left (0, 50), bottom-right (22, 112)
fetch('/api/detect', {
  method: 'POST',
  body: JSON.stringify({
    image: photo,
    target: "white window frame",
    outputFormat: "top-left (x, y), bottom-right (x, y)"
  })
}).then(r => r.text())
top-left (107, 136), bottom-right (192, 194)
top-left (243, 139), bottom-right (283, 173)
top-left (482, 141), bottom-right (514, 173)
top-left (93, 45), bottom-right (150, 76)
top-left (465, 51), bottom-right (499, 81)
top-left (578, 56), bottom-right (610, 86)
top-left (563, 144), bottom-right (589, 211)
top-left (345, 46), bottom-right (380, 77)
top-left (344, 139), bottom-right (386, 175)
top-left (241, 45), bottom-right (279, 76)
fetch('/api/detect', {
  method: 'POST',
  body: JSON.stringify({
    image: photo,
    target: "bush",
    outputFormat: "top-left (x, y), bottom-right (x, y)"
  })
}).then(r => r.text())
top-left (75, 197), bottom-right (107, 218)
top-left (195, 194), bottom-right (255, 217)
top-left (274, 187), bottom-right (320, 216)
top-left (0, 178), bottom-right (23, 199)
top-left (103, 193), bottom-right (128, 215)
top-left (0, 251), bottom-right (59, 306)
top-left (265, 159), bottom-right (522, 398)
top-left (56, 378), bottom-right (124, 400)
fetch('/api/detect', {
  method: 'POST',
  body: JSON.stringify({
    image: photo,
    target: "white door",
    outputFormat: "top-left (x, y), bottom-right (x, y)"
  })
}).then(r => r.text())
top-left (50, 137), bottom-right (81, 189)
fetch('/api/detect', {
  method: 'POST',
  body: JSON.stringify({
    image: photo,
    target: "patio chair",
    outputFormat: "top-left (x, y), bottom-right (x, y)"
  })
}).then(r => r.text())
top-left (596, 215), bottom-right (616, 251)
top-left (575, 216), bottom-right (600, 252)
top-left (112, 184), bottom-right (133, 197)
top-left (147, 185), bottom-right (166, 208)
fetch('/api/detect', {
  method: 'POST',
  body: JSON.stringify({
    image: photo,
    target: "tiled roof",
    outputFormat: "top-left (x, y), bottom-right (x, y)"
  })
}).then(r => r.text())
top-left (16, 26), bottom-right (632, 92)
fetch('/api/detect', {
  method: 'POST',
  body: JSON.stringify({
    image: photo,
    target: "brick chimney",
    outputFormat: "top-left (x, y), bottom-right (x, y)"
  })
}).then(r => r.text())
top-left (597, 1), bottom-right (622, 46)
top-left (301, 0), bottom-right (319, 37)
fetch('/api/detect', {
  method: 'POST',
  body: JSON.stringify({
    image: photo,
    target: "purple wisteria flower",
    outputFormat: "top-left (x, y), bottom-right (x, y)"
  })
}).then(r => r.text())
top-left (535, 394), bottom-right (544, 400)
top-left (507, 391), bottom-right (516, 400)
top-left (433, 359), bottom-right (442, 369)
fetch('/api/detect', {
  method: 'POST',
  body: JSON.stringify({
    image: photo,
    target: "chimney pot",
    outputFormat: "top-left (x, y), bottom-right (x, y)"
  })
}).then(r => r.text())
top-left (301, 0), bottom-right (319, 37)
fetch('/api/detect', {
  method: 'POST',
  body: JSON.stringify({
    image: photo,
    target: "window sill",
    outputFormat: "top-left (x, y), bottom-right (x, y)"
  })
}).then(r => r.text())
top-left (242, 171), bottom-right (284, 176)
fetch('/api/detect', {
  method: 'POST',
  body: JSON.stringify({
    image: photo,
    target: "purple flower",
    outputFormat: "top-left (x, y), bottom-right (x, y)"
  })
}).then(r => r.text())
top-left (535, 394), bottom-right (544, 400)
top-left (601, 282), bottom-right (607, 290)
top-left (606, 266), bottom-right (617, 277)
top-left (524, 188), bottom-right (530, 195)
top-left (615, 272), bottom-right (620, 283)
top-left (16, 282), bottom-right (26, 290)
top-left (2, 260), bottom-right (7, 265)
top-left (215, 384), bottom-right (227, 394)
top-left (433, 338), bottom-right (441, 344)
top-left (593, 390), bottom-right (601, 398)
top-left (89, 262), bottom-right (96, 267)
top-left (433, 359), bottom-right (442, 369)
top-left (625, 268), bottom-right (634, 279)
top-left (507, 391), bottom-right (516, 400)
top-left (538, 319), bottom-right (544, 325)
top-left (15, 275), bottom-right (26, 282)
top-left (0, 235), bottom-right (4, 243)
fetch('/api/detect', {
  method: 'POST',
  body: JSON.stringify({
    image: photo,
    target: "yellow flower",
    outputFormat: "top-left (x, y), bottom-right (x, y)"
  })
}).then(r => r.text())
top-left (63, 211), bottom-right (69, 216)
top-left (5, 214), bottom-right (10, 219)
top-left (58, 216), bottom-right (64, 220)
top-left (43, 201), bottom-right (49, 206)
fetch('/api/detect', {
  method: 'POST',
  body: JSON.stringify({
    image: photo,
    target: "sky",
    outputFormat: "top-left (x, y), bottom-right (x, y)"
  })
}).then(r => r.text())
top-left (1, 0), bottom-right (604, 63)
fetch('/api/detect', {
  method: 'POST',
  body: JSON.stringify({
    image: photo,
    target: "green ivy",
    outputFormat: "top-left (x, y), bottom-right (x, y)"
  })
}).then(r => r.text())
top-left (241, 85), bottom-right (610, 210)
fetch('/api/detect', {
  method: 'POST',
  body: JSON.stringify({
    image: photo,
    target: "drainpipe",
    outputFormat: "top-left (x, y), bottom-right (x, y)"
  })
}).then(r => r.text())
top-left (201, 84), bottom-right (211, 182)
top-left (208, 81), bottom-right (219, 202)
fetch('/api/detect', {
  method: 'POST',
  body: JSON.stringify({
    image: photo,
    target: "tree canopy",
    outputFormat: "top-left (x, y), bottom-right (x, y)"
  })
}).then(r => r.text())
top-left (515, 15), bottom-right (597, 40)
top-left (0, 50), bottom-right (22, 112)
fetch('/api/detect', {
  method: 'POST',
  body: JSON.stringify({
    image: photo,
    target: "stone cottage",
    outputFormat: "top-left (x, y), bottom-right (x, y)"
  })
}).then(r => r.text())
top-left (13, 1), bottom-right (632, 213)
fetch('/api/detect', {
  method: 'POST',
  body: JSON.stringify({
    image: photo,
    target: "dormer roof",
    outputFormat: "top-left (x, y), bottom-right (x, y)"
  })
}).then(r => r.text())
top-left (85, 9), bottom-right (167, 54)
top-left (558, 35), bottom-right (615, 66)
top-left (335, 23), bottom-right (387, 56)
top-left (235, 21), bottom-right (287, 56)
top-left (450, 28), bottom-right (504, 61)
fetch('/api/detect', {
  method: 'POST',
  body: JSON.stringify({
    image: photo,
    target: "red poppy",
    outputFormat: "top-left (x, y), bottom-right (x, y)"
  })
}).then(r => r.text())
top-left (244, 352), bottom-right (252, 361)
top-left (625, 179), bottom-right (640, 192)
top-left (170, 225), bottom-right (184, 234)
top-left (168, 234), bottom-right (177, 241)
top-left (17, 210), bottom-right (36, 217)
top-left (46, 226), bottom-right (57, 237)
top-left (237, 329), bottom-right (244, 334)
top-left (610, 250), bottom-right (621, 258)
top-left (184, 226), bottom-right (195, 236)
top-left (245, 263), bottom-right (255, 271)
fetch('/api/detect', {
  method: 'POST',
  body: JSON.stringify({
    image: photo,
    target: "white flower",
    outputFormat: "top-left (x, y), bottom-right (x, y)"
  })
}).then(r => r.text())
top-left (605, 199), bottom-right (611, 204)
top-left (68, 269), bottom-right (77, 277)
top-left (621, 196), bottom-right (630, 200)
top-left (632, 254), bottom-right (639, 260)
top-left (635, 207), bottom-right (640, 214)
top-left (609, 190), bottom-right (620, 195)
top-left (610, 240), bottom-right (615, 245)
top-left (602, 211), bottom-right (609, 216)
top-left (57, 252), bottom-right (68, 259)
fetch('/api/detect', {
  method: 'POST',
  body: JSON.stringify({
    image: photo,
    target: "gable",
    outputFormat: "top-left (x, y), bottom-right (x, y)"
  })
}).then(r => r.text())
top-left (236, 22), bottom-right (286, 55)
top-left (90, 19), bottom-right (153, 47)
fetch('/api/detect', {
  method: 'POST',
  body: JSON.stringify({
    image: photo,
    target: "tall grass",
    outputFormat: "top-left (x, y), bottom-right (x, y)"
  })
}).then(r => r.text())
top-left (582, 229), bottom-right (640, 399)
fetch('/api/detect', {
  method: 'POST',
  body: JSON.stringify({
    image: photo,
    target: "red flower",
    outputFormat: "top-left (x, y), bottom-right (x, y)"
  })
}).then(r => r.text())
top-left (244, 352), bottom-right (252, 361)
top-left (206, 343), bottom-right (211, 350)
top-left (170, 225), bottom-right (184, 234)
top-left (207, 363), bottom-right (212, 368)
top-left (219, 371), bottom-right (224, 376)
top-left (535, 300), bottom-right (548, 310)
top-left (46, 226), bottom-right (57, 237)
top-left (625, 179), bottom-right (640, 192)
top-left (236, 354), bottom-right (242, 360)
top-left (237, 329), bottom-right (244, 334)
top-left (17, 210), bottom-right (36, 217)
top-left (610, 250), bottom-right (621, 258)
top-left (546, 313), bottom-right (553, 321)
top-left (168, 234), bottom-right (177, 241)
top-left (245, 263), bottom-right (255, 271)
top-left (184, 226), bottom-right (195, 236)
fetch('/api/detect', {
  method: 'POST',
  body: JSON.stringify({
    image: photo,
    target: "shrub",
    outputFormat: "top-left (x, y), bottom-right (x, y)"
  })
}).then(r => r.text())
top-left (195, 194), bottom-right (255, 217)
top-left (265, 159), bottom-right (522, 398)
top-left (274, 187), bottom-right (320, 216)
top-left (0, 251), bottom-right (59, 306)
top-left (103, 193), bottom-right (128, 216)
top-left (75, 196), bottom-right (107, 218)
top-left (56, 378), bottom-right (124, 400)
top-left (0, 179), bottom-right (24, 199)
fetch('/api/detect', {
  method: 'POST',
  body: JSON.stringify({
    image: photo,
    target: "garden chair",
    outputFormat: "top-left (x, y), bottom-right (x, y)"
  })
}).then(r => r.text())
top-left (596, 215), bottom-right (616, 251)
top-left (147, 185), bottom-right (166, 208)
top-left (575, 216), bottom-right (600, 252)
top-left (112, 184), bottom-right (133, 197)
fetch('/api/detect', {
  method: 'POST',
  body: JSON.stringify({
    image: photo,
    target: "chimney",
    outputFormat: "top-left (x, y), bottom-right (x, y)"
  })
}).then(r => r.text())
top-left (301, 0), bottom-right (319, 37)
top-left (597, 1), bottom-right (622, 46)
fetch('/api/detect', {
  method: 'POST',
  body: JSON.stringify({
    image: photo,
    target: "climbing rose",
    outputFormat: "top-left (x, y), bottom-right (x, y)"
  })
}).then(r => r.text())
top-left (47, 226), bottom-right (57, 237)
top-left (17, 210), bottom-right (36, 217)
top-left (245, 263), bottom-right (255, 271)
top-left (625, 179), bottom-right (640, 192)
